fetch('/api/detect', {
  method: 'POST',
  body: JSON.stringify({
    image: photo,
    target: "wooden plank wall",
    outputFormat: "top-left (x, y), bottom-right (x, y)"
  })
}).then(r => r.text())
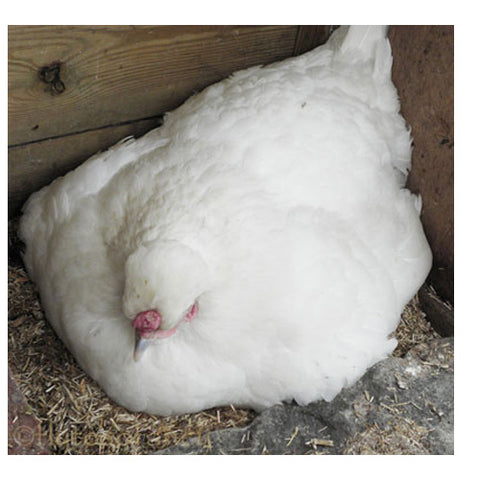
top-left (8, 25), bottom-right (329, 215)
top-left (8, 25), bottom-right (454, 306)
top-left (389, 26), bottom-right (454, 304)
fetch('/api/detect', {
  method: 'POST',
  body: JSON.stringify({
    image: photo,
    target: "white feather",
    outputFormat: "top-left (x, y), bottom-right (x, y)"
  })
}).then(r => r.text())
top-left (19, 26), bottom-right (432, 415)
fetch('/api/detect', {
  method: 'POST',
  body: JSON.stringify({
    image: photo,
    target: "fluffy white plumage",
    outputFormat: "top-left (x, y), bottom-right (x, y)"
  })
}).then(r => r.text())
top-left (19, 26), bottom-right (432, 415)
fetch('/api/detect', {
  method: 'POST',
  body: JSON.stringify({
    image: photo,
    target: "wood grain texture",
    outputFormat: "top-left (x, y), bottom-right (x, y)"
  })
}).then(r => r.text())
top-left (9, 25), bottom-right (299, 146)
top-left (390, 26), bottom-right (454, 303)
top-left (293, 25), bottom-right (330, 55)
top-left (9, 117), bottom-right (162, 214)
top-left (9, 25), bottom-right (331, 217)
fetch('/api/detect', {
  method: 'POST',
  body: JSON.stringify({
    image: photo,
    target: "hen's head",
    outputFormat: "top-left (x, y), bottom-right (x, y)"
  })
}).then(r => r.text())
top-left (123, 240), bottom-right (211, 360)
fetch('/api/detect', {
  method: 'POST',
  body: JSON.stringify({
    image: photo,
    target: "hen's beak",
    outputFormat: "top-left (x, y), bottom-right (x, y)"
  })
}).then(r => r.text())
top-left (133, 330), bottom-right (150, 361)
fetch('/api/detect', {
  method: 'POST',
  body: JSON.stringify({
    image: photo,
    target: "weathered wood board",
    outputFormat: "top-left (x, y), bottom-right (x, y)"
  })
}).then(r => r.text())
top-left (9, 25), bottom-right (329, 214)
top-left (9, 26), bottom-right (306, 145)
top-left (390, 25), bottom-right (454, 303)
top-left (8, 117), bottom-right (163, 213)
top-left (9, 25), bottom-right (453, 307)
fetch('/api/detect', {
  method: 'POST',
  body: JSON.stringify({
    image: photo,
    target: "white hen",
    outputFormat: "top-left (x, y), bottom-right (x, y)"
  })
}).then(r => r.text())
top-left (19, 26), bottom-right (432, 415)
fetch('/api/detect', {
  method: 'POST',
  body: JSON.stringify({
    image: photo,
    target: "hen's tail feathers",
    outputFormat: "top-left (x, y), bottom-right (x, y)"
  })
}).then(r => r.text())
top-left (338, 26), bottom-right (388, 56)
top-left (328, 25), bottom-right (391, 77)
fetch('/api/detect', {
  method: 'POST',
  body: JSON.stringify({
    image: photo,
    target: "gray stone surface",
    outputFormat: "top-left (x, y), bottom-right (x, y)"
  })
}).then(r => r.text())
top-left (156, 338), bottom-right (453, 455)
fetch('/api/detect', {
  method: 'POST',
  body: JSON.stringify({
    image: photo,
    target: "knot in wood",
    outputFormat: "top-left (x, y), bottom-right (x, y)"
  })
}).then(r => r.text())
top-left (39, 62), bottom-right (66, 95)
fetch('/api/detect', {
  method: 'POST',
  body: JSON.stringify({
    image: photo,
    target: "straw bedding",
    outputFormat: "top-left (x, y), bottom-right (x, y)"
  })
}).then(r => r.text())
top-left (8, 219), bottom-right (439, 454)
